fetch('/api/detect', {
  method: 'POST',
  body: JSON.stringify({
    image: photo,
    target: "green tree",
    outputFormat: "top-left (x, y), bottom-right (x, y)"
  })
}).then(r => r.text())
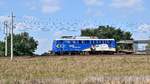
top-left (81, 25), bottom-right (132, 41)
top-left (0, 41), bottom-right (4, 56)
top-left (146, 40), bottom-right (150, 54)
top-left (0, 32), bottom-right (38, 56)
top-left (146, 41), bottom-right (150, 49)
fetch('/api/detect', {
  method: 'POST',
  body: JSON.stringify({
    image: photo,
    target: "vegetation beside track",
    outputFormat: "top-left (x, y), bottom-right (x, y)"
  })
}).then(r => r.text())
top-left (0, 55), bottom-right (150, 84)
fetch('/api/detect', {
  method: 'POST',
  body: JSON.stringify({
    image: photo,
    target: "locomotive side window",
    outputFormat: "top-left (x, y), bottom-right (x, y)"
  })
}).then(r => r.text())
top-left (83, 40), bottom-right (86, 44)
top-left (96, 40), bottom-right (99, 44)
top-left (84, 40), bottom-right (89, 44)
top-left (97, 40), bottom-right (99, 44)
top-left (106, 40), bottom-right (108, 44)
top-left (100, 41), bottom-right (103, 44)
top-left (90, 40), bottom-right (92, 44)
top-left (98, 41), bottom-right (100, 44)
top-left (70, 41), bottom-right (73, 44)
top-left (82, 41), bottom-right (84, 44)
top-left (91, 40), bottom-right (94, 44)
top-left (109, 41), bottom-right (111, 44)
top-left (87, 40), bottom-right (90, 44)
top-left (93, 40), bottom-right (95, 44)
top-left (107, 41), bottom-right (109, 44)
top-left (94, 40), bottom-right (97, 44)
top-left (89, 40), bottom-right (91, 44)
top-left (72, 40), bottom-right (76, 44)
top-left (105, 40), bottom-right (107, 44)
top-left (75, 41), bottom-right (78, 43)
top-left (104, 40), bottom-right (107, 44)
top-left (101, 41), bottom-right (103, 44)
top-left (104, 41), bottom-right (107, 44)
top-left (93, 41), bottom-right (95, 44)
top-left (79, 40), bottom-right (83, 44)
top-left (99, 41), bottom-right (102, 44)
top-left (105, 41), bottom-right (107, 43)
top-left (79, 40), bottom-right (81, 44)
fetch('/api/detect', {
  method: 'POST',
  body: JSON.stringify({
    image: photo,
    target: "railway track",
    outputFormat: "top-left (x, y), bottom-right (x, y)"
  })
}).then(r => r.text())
top-left (48, 53), bottom-right (150, 57)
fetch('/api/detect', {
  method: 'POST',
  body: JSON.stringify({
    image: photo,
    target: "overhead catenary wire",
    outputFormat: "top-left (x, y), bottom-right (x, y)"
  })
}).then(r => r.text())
top-left (0, 15), bottom-right (149, 34)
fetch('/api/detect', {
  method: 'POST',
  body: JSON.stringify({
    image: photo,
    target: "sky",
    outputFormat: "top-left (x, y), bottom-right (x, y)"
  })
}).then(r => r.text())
top-left (0, 0), bottom-right (150, 54)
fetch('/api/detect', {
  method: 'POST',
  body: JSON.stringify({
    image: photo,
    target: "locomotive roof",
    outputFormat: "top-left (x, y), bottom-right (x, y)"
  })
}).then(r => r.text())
top-left (55, 39), bottom-right (115, 40)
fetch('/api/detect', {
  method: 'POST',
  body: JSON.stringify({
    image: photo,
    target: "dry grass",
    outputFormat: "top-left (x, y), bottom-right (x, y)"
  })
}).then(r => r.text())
top-left (0, 55), bottom-right (150, 84)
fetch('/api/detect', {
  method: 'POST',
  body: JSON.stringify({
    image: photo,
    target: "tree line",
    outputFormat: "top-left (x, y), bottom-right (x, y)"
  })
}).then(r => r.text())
top-left (0, 32), bottom-right (38, 56)
top-left (81, 25), bottom-right (133, 41)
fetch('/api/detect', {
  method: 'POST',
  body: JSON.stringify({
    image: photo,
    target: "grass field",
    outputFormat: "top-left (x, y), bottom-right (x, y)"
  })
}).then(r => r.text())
top-left (0, 55), bottom-right (150, 84)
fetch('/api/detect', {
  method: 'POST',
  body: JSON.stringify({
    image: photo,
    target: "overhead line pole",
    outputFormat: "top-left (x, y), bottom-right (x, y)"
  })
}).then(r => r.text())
top-left (10, 12), bottom-right (15, 60)
top-left (4, 21), bottom-right (8, 57)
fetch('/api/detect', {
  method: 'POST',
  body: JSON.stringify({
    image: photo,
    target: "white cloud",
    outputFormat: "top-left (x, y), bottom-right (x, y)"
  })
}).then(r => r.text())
top-left (42, 0), bottom-right (61, 14)
top-left (83, 0), bottom-right (103, 17)
top-left (26, 0), bottom-right (61, 14)
top-left (111, 0), bottom-right (143, 9)
top-left (83, 0), bottom-right (103, 6)
top-left (138, 24), bottom-right (150, 32)
top-left (0, 16), bottom-right (10, 22)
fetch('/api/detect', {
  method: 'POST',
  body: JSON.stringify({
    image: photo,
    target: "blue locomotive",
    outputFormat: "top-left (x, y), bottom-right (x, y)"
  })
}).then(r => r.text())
top-left (52, 36), bottom-right (117, 55)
